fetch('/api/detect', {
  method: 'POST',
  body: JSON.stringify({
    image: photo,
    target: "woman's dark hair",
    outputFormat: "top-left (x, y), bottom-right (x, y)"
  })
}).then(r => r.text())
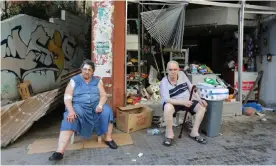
top-left (81, 59), bottom-right (95, 71)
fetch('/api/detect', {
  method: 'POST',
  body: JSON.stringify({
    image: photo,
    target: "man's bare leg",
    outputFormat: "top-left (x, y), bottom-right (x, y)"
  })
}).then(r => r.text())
top-left (56, 130), bottom-right (74, 154)
top-left (190, 104), bottom-right (206, 137)
top-left (164, 103), bottom-right (175, 139)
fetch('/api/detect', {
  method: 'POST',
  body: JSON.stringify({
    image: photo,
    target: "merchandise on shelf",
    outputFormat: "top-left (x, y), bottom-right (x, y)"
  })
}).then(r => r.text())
top-left (188, 64), bottom-right (213, 74)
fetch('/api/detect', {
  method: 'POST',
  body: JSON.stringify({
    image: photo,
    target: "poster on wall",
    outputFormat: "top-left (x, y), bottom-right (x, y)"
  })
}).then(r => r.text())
top-left (93, 1), bottom-right (114, 78)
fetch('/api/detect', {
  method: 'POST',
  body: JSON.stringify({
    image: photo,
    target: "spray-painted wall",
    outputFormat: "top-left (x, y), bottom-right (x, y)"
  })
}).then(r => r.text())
top-left (1, 13), bottom-right (90, 100)
top-left (256, 18), bottom-right (276, 108)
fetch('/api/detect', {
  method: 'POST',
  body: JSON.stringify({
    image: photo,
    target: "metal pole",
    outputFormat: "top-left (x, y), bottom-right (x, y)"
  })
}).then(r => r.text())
top-left (141, 0), bottom-right (144, 68)
top-left (125, 0), bottom-right (128, 105)
top-left (180, 5), bottom-right (186, 51)
top-left (238, 0), bottom-right (245, 101)
top-left (149, 0), bottom-right (276, 11)
top-left (138, 2), bottom-right (141, 77)
top-left (245, 11), bottom-right (276, 15)
top-left (139, 2), bottom-right (187, 6)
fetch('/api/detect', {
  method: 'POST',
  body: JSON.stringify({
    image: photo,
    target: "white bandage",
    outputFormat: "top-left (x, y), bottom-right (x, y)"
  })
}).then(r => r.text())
top-left (69, 79), bottom-right (75, 88)
top-left (64, 94), bottom-right (73, 101)
top-left (99, 79), bottom-right (103, 84)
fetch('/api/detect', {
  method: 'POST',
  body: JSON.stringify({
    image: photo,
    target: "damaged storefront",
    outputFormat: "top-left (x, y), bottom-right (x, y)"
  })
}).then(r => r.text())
top-left (123, 0), bottom-right (276, 127)
top-left (1, 0), bottom-right (275, 148)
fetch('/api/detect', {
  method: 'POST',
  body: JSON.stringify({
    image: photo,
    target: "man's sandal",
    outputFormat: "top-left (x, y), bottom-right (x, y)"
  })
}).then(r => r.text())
top-left (190, 135), bottom-right (207, 144)
top-left (163, 138), bottom-right (173, 147)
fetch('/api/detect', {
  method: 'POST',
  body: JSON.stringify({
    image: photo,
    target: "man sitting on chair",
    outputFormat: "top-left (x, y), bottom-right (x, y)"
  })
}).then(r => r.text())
top-left (49, 59), bottom-right (117, 161)
top-left (160, 61), bottom-right (208, 146)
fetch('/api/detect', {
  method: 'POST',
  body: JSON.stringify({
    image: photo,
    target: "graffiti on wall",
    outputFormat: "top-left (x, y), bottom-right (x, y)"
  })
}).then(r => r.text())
top-left (93, 1), bottom-right (114, 77)
top-left (1, 15), bottom-right (87, 100)
top-left (1, 84), bottom-right (11, 95)
top-left (1, 25), bottom-right (82, 81)
top-left (1, 25), bottom-right (64, 81)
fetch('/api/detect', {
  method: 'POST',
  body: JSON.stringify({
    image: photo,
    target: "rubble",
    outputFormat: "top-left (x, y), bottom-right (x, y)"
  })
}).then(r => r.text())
top-left (1, 69), bottom-right (81, 147)
top-left (1, 89), bottom-right (60, 147)
top-left (126, 81), bottom-right (161, 106)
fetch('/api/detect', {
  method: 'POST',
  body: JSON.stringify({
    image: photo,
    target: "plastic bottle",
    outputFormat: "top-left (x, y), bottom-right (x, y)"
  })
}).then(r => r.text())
top-left (147, 128), bottom-right (165, 135)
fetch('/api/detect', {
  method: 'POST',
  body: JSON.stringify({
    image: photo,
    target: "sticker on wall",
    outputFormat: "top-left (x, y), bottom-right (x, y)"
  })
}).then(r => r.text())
top-left (93, 1), bottom-right (114, 78)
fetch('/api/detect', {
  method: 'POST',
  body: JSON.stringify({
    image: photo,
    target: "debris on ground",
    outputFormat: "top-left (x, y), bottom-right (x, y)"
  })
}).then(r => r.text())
top-left (261, 118), bottom-right (267, 122)
top-left (1, 89), bottom-right (60, 147)
top-left (261, 107), bottom-right (274, 111)
top-left (256, 112), bottom-right (265, 117)
top-left (242, 102), bottom-right (263, 116)
top-left (1, 69), bottom-right (81, 147)
top-left (138, 153), bottom-right (143, 157)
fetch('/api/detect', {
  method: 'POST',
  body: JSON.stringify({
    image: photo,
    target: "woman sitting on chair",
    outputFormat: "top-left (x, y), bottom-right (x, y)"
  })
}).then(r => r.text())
top-left (49, 59), bottom-right (117, 161)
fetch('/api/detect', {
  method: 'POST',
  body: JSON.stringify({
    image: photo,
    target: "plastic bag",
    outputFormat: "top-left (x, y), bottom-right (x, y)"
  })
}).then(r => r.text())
top-left (148, 66), bottom-right (158, 85)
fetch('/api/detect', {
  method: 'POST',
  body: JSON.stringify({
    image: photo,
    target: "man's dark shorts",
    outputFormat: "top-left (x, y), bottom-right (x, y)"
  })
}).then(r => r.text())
top-left (162, 100), bottom-right (199, 117)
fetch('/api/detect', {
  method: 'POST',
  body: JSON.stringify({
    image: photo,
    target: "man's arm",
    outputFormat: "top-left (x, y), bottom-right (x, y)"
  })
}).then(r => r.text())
top-left (160, 79), bottom-right (188, 106)
top-left (97, 79), bottom-right (107, 107)
top-left (64, 79), bottom-right (75, 113)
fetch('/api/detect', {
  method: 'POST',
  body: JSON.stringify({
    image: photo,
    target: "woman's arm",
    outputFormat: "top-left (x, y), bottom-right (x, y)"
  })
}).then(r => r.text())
top-left (64, 79), bottom-right (75, 113)
top-left (97, 79), bottom-right (107, 108)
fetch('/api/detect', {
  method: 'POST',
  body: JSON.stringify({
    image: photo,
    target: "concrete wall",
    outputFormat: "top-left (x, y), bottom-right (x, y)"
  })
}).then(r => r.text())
top-left (226, 8), bottom-right (256, 26)
top-left (185, 7), bottom-right (228, 26)
top-left (256, 18), bottom-right (276, 108)
top-left (1, 12), bottom-right (90, 100)
top-left (185, 7), bottom-right (256, 27)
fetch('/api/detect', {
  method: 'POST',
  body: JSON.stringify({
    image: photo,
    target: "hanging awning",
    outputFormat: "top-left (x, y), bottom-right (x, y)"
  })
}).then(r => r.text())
top-left (140, 4), bottom-right (188, 50)
top-left (147, 0), bottom-right (276, 11)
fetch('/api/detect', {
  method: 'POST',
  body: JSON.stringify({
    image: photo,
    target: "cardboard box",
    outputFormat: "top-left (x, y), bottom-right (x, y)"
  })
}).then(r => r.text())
top-left (116, 104), bottom-right (152, 133)
top-left (18, 80), bottom-right (34, 100)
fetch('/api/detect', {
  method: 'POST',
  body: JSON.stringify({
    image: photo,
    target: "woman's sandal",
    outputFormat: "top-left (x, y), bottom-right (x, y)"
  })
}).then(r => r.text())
top-left (163, 137), bottom-right (173, 147)
top-left (190, 135), bottom-right (207, 144)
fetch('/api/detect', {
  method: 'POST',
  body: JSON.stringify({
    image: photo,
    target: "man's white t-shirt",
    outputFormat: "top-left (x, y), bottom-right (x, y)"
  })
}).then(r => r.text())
top-left (160, 71), bottom-right (192, 105)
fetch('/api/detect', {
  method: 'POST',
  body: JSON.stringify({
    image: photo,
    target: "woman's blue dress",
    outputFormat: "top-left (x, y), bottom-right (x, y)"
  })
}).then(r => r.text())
top-left (60, 74), bottom-right (114, 138)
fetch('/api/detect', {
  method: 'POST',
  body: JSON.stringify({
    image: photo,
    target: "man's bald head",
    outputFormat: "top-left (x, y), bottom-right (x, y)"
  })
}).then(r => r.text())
top-left (167, 60), bottom-right (180, 70)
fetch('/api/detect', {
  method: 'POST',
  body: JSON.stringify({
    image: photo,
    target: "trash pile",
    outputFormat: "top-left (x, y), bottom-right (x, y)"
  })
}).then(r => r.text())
top-left (126, 66), bottom-right (161, 105)
top-left (126, 81), bottom-right (161, 105)
top-left (242, 102), bottom-right (274, 121)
